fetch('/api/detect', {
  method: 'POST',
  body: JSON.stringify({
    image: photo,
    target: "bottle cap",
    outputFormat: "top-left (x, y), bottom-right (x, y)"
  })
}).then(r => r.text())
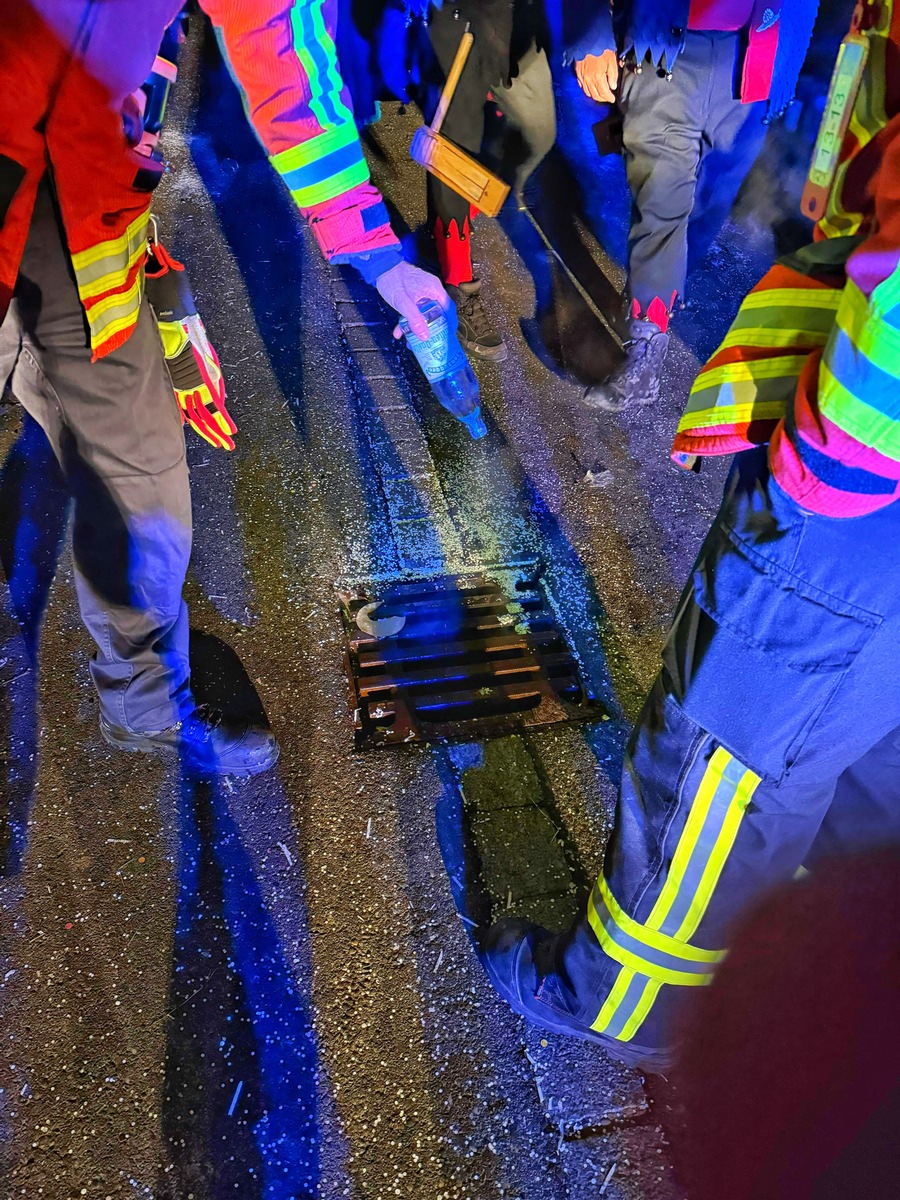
top-left (460, 407), bottom-right (488, 440)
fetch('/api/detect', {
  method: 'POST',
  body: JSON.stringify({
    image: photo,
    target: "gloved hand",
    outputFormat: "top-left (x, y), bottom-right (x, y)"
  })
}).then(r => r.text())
top-left (375, 260), bottom-right (451, 341)
top-left (157, 314), bottom-right (237, 451)
top-left (145, 235), bottom-right (237, 451)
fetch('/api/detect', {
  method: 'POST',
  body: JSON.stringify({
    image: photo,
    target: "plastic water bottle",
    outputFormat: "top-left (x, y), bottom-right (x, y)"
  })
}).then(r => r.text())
top-left (399, 300), bottom-right (487, 439)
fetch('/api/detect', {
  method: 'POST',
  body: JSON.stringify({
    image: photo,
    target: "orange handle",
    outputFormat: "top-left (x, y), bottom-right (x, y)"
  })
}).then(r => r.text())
top-left (431, 29), bottom-right (474, 135)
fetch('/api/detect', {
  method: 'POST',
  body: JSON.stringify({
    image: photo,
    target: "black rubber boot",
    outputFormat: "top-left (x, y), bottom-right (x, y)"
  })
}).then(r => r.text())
top-left (582, 317), bottom-right (669, 412)
top-left (100, 704), bottom-right (279, 777)
top-left (446, 279), bottom-right (508, 363)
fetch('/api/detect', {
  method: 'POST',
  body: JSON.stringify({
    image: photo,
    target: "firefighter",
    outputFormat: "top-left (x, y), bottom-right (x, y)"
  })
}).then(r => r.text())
top-left (567, 0), bottom-right (820, 413)
top-left (0, 0), bottom-right (448, 776)
top-left (476, 0), bottom-right (900, 1067)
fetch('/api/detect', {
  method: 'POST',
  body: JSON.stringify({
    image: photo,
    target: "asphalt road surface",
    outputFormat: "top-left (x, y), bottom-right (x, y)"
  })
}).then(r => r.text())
top-left (0, 21), bottom-right (813, 1200)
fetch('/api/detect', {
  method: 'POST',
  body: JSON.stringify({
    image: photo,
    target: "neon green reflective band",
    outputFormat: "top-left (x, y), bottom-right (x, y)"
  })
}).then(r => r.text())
top-left (738, 288), bottom-right (842, 312)
top-left (595, 876), bottom-right (724, 965)
top-left (288, 158), bottom-right (369, 209)
top-left (269, 121), bottom-right (360, 177)
top-left (720, 326), bottom-right (832, 351)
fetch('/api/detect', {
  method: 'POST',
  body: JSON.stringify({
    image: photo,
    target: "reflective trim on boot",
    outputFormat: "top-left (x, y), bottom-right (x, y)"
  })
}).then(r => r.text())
top-left (631, 291), bottom-right (677, 334)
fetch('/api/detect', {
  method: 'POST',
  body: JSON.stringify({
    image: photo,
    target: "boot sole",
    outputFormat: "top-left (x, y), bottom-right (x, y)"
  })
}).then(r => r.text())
top-left (462, 339), bottom-right (508, 364)
top-left (100, 721), bottom-right (280, 778)
top-left (580, 391), bottom-right (657, 413)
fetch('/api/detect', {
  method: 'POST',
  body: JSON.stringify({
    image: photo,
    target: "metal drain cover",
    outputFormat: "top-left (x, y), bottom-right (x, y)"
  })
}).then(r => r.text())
top-left (340, 571), bottom-right (605, 749)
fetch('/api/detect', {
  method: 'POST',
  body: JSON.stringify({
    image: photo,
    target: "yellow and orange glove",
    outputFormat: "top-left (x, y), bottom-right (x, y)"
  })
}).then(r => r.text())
top-left (157, 311), bottom-right (236, 451)
top-left (145, 235), bottom-right (237, 451)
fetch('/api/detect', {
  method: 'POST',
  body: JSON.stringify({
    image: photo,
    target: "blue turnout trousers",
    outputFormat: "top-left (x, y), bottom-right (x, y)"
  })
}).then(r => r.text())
top-left (542, 448), bottom-right (900, 1065)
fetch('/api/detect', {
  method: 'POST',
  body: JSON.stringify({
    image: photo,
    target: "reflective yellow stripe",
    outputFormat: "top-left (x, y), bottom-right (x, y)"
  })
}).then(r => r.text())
top-left (71, 211), bottom-right (148, 276)
top-left (691, 354), bottom-right (811, 393)
top-left (646, 747), bottom-right (732, 930)
top-left (87, 273), bottom-right (142, 325)
top-left (647, 750), bottom-right (760, 935)
top-left (587, 898), bottom-right (719, 987)
top-left (836, 278), bottom-right (900, 376)
top-left (72, 212), bottom-right (148, 353)
top-left (85, 275), bottom-right (143, 352)
top-left (671, 766), bottom-right (759, 942)
top-left (677, 399), bottom-right (790, 432)
top-left (290, 0), bottom-right (353, 131)
top-left (820, 9), bottom-right (892, 239)
top-left (819, 361), bottom-right (900, 463)
top-left (287, 158), bottom-right (369, 209)
top-left (91, 307), bottom-right (141, 353)
top-left (595, 876), bottom-right (723, 964)
top-left (738, 288), bottom-right (842, 312)
top-left (719, 326), bottom-right (831, 351)
top-left (77, 237), bottom-right (146, 302)
top-left (590, 749), bottom-right (761, 1042)
top-left (268, 120), bottom-right (359, 175)
top-left (617, 978), bottom-right (663, 1042)
top-left (592, 966), bottom-right (640, 1034)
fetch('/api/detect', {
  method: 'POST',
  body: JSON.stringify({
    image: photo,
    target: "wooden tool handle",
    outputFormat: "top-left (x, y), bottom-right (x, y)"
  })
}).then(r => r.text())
top-left (431, 29), bottom-right (474, 135)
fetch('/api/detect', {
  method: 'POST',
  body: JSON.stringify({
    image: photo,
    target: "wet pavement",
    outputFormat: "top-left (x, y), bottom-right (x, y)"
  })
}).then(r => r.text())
top-left (1, 23), bottom-right (808, 1200)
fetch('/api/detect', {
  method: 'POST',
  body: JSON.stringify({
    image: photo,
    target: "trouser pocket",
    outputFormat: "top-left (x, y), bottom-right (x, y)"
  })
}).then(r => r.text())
top-left (663, 515), bottom-right (882, 783)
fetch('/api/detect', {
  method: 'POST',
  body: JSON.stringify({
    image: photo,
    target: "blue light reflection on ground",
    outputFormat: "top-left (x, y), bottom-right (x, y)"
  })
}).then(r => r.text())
top-left (161, 777), bottom-right (321, 1200)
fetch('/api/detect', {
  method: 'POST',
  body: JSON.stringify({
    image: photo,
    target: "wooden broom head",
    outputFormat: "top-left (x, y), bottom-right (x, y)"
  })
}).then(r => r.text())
top-left (410, 127), bottom-right (510, 219)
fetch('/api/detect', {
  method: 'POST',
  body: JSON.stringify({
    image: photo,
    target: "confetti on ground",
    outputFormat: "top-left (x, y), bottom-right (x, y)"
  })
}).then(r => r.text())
top-left (227, 1081), bottom-right (243, 1117)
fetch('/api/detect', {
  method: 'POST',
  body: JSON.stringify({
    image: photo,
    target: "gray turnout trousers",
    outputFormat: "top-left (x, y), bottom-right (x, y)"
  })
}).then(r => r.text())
top-left (0, 179), bottom-right (192, 731)
top-left (619, 29), bottom-right (768, 312)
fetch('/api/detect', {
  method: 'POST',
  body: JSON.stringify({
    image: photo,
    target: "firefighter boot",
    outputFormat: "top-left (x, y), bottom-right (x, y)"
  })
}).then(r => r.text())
top-left (101, 703), bottom-right (279, 777)
top-left (477, 916), bottom-right (673, 1072)
top-left (583, 301), bottom-right (671, 413)
top-left (446, 279), bottom-right (508, 363)
top-left (435, 217), bottom-right (507, 363)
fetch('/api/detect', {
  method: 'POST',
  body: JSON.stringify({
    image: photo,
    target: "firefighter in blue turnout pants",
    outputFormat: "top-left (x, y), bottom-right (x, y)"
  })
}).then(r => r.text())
top-left (475, 0), bottom-right (900, 1069)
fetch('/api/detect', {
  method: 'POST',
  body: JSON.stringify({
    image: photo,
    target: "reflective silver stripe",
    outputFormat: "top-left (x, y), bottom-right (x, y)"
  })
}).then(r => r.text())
top-left (84, 276), bottom-right (143, 351)
top-left (72, 213), bottom-right (149, 298)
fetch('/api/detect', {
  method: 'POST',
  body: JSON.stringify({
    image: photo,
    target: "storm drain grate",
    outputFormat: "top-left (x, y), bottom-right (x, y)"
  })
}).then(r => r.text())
top-left (340, 571), bottom-right (605, 749)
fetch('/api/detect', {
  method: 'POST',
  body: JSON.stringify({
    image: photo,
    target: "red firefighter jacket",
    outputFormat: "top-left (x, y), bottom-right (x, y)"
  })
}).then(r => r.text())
top-left (0, 0), bottom-right (399, 361)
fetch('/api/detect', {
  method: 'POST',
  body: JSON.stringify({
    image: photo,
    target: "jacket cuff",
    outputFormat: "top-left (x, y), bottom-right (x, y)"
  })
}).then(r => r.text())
top-left (304, 184), bottom-right (401, 262)
top-left (562, 10), bottom-right (616, 66)
top-left (342, 246), bottom-right (406, 284)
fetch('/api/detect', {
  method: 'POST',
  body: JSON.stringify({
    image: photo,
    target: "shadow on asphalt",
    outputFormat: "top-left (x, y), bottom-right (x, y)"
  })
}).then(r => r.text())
top-left (0, 409), bottom-right (322, 1193)
top-left (0, 413), bottom-right (69, 878)
top-left (190, 30), bottom-right (310, 441)
top-left (158, 777), bottom-right (321, 1200)
top-left (189, 629), bottom-right (270, 727)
